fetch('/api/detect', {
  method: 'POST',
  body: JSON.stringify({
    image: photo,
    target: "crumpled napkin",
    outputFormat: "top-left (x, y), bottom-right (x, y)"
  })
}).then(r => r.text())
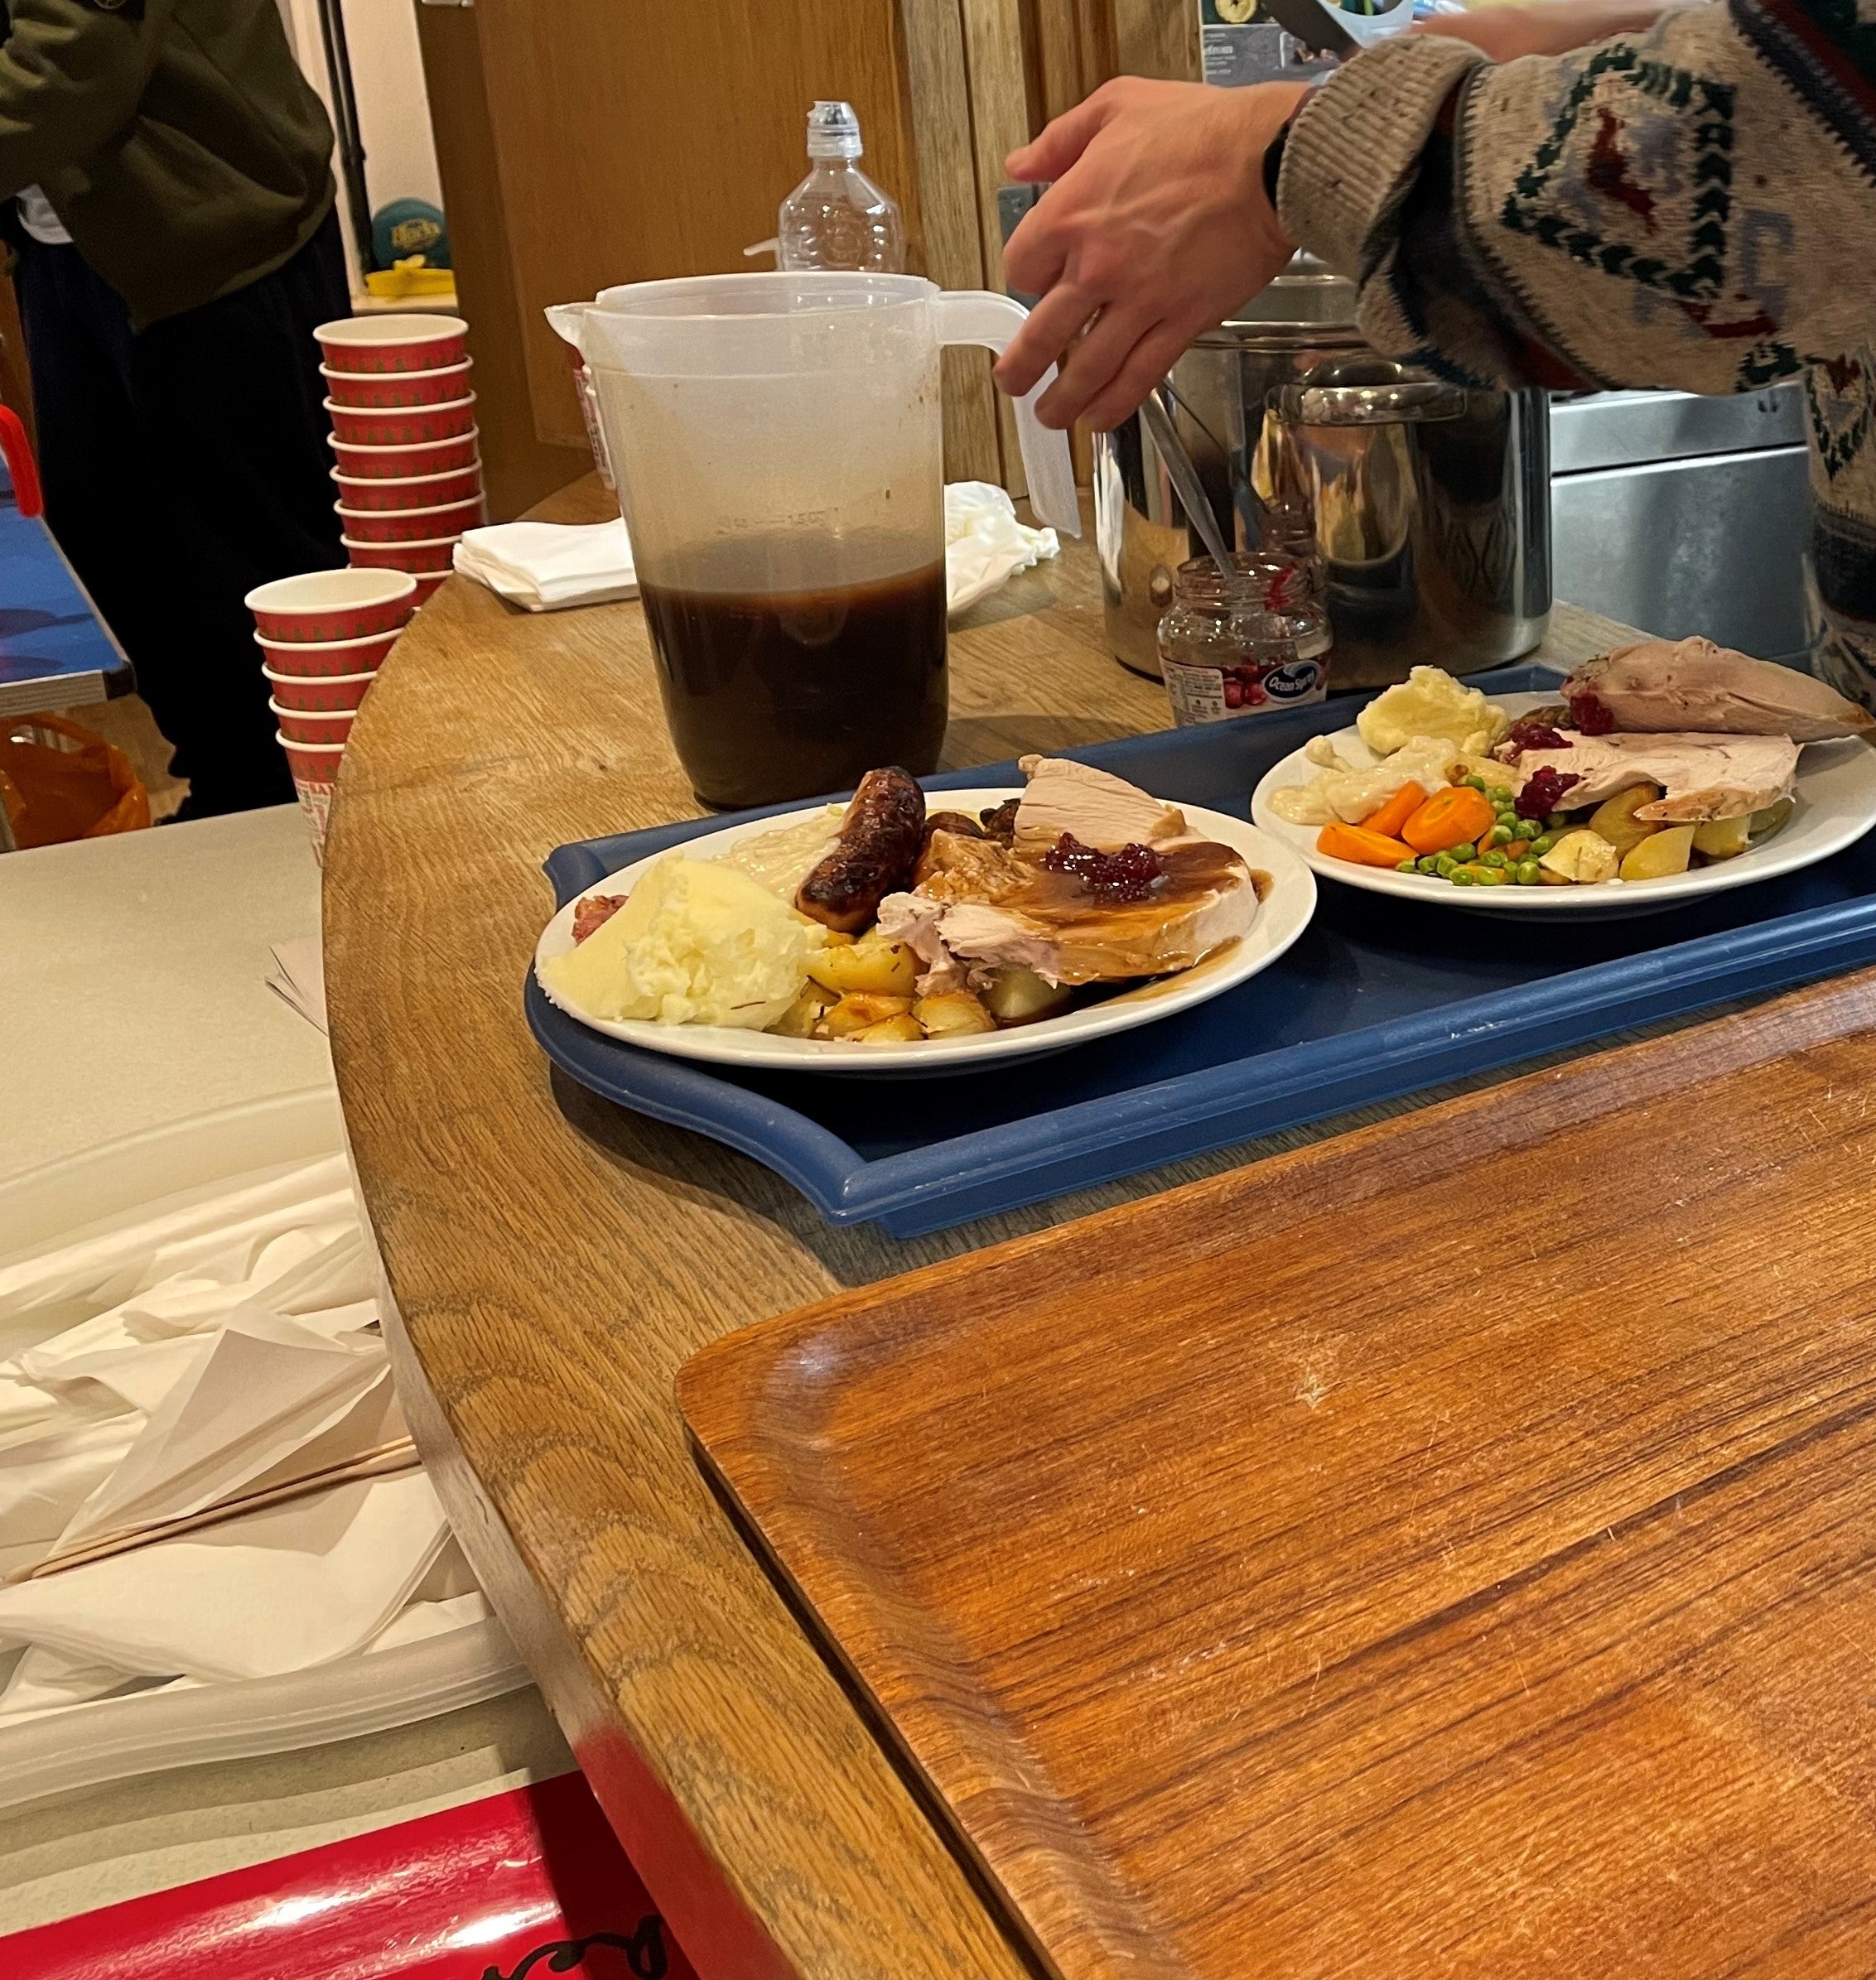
top-left (0, 1156), bottom-right (480, 1725)
top-left (0, 1470), bottom-right (448, 1681)
top-left (453, 518), bottom-right (638, 612)
top-left (451, 482), bottom-right (1061, 617)
top-left (945, 480), bottom-right (1059, 617)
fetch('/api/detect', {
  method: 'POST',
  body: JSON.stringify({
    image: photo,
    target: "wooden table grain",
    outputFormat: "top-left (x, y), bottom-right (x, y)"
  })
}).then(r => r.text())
top-left (682, 966), bottom-right (1876, 1980)
top-left (320, 475), bottom-right (1742, 1979)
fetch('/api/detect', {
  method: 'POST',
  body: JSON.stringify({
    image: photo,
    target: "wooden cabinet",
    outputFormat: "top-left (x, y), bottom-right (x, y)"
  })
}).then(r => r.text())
top-left (415, 0), bottom-right (1196, 515)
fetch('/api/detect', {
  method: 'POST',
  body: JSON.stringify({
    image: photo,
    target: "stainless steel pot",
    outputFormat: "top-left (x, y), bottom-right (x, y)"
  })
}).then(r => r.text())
top-left (1093, 255), bottom-right (1551, 689)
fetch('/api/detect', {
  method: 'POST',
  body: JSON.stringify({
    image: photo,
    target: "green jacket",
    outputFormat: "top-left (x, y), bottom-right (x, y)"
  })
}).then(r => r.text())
top-left (0, 0), bottom-right (335, 325)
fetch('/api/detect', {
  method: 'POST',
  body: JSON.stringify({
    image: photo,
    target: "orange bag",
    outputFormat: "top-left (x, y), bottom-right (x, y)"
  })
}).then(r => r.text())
top-left (0, 711), bottom-right (152, 850)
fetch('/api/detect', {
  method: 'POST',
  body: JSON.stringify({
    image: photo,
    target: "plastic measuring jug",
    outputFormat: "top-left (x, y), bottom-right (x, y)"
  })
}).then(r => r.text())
top-left (547, 272), bottom-right (1078, 809)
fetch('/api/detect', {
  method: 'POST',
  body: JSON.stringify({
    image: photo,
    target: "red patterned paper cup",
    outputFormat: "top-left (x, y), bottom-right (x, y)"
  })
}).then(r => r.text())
top-left (329, 429), bottom-right (480, 479)
top-left (271, 698), bottom-right (357, 745)
top-left (244, 568), bottom-right (415, 643)
top-left (331, 464), bottom-right (482, 511)
top-left (335, 495), bottom-right (485, 543)
top-left (410, 572), bottom-right (449, 607)
top-left (277, 732), bottom-right (345, 787)
top-left (260, 661), bottom-right (381, 710)
top-left (326, 395), bottom-right (477, 445)
top-left (316, 314), bottom-right (470, 375)
top-left (344, 533), bottom-right (461, 575)
top-left (321, 360), bottom-right (474, 409)
top-left (255, 628), bottom-right (398, 677)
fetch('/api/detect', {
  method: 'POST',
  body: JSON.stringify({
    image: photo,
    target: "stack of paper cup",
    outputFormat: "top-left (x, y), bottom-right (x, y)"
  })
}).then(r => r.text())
top-left (316, 315), bottom-right (480, 608)
top-left (244, 568), bottom-right (417, 856)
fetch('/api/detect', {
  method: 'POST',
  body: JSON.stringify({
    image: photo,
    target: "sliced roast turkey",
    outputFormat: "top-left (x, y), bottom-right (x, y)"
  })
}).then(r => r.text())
top-left (1564, 638), bottom-right (1874, 742)
top-left (1515, 732), bottom-right (1801, 821)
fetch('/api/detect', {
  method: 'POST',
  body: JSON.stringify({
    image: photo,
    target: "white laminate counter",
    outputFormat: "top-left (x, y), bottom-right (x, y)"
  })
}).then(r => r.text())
top-left (0, 808), bottom-right (572, 1937)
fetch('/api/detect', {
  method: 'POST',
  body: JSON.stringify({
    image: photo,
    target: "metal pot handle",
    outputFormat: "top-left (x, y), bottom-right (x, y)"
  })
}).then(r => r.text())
top-left (1272, 380), bottom-right (1468, 426)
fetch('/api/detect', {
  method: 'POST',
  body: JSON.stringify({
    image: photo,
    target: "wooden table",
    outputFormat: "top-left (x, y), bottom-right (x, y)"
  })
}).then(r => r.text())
top-left (323, 479), bottom-right (1830, 1978)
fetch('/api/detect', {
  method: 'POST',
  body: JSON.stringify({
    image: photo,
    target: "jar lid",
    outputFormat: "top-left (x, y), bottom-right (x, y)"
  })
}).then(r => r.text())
top-left (1198, 253), bottom-right (1359, 341)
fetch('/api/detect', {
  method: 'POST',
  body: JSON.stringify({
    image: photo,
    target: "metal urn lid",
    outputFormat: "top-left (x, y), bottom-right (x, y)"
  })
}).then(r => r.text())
top-left (1203, 253), bottom-right (1360, 341)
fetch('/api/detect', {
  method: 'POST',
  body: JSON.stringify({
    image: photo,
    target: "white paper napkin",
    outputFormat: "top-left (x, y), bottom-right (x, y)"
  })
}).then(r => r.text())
top-left (451, 483), bottom-right (1062, 618)
top-left (56, 1316), bottom-right (395, 1550)
top-left (0, 1469), bottom-right (450, 1680)
top-left (946, 480), bottom-right (1059, 616)
top-left (453, 518), bottom-right (638, 612)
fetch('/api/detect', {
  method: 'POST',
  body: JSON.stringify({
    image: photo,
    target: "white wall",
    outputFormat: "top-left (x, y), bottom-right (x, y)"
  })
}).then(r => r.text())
top-left (275, 0), bottom-right (445, 295)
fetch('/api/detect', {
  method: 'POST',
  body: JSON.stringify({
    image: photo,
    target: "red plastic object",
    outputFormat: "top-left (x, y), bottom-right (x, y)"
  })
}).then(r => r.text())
top-left (0, 1770), bottom-right (698, 1980)
top-left (0, 404), bottom-right (46, 518)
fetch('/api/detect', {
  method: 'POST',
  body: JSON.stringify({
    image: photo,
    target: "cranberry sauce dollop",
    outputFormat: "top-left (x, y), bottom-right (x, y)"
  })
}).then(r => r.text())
top-left (1039, 833), bottom-right (1166, 902)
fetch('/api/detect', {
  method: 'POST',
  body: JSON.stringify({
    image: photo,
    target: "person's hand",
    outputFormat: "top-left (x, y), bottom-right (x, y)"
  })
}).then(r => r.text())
top-left (994, 77), bottom-right (1313, 432)
top-left (1411, 0), bottom-right (1677, 62)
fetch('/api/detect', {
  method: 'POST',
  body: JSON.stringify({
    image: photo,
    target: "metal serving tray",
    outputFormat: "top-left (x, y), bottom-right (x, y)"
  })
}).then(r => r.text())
top-left (527, 666), bottom-right (1876, 1236)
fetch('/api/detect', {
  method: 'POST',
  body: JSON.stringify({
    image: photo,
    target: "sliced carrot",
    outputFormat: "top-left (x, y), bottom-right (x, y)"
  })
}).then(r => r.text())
top-left (1401, 783), bottom-right (1497, 855)
top-left (1318, 821), bottom-right (1415, 869)
top-left (1505, 839), bottom-right (1531, 861)
top-left (1358, 780), bottom-right (1429, 841)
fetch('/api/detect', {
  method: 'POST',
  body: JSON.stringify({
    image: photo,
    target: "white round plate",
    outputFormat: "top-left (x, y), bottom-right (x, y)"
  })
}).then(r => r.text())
top-left (534, 788), bottom-right (1317, 1074)
top-left (1250, 691), bottom-right (1876, 918)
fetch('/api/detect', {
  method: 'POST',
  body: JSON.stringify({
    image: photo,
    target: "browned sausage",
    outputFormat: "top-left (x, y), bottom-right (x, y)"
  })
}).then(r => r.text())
top-left (795, 767), bottom-right (926, 933)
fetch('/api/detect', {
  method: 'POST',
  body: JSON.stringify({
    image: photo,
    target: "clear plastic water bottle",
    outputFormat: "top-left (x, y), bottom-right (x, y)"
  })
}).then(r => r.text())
top-left (777, 102), bottom-right (904, 273)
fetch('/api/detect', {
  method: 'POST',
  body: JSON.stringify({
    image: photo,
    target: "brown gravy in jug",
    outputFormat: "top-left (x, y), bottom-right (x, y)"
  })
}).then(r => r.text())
top-left (638, 542), bottom-right (948, 809)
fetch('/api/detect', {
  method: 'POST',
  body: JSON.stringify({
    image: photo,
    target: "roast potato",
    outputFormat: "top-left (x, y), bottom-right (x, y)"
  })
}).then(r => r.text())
top-left (852, 1014), bottom-right (926, 1045)
top-left (805, 937), bottom-right (919, 998)
top-left (1691, 814), bottom-right (1753, 860)
top-left (768, 981), bottom-right (837, 1038)
top-left (1539, 829), bottom-right (1620, 884)
top-left (1619, 824), bottom-right (1695, 881)
top-left (821, 991), bottom-right (916, 1037)
top-left (981, 966), bottom-right (1072, 1024)
top-left (914, 990), bottom-right (996, 1038)
top-left (1588, 783), bottom-right (1664, 857)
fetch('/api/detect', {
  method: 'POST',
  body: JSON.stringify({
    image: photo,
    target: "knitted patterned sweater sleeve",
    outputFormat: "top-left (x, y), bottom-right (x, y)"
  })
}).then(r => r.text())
top-left (1276, 0), bottom-right (1876, 706)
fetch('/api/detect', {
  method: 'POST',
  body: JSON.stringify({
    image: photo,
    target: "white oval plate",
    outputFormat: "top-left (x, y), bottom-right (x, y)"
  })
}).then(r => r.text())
top-left (1251, 691), bottom-right (1876, 918)
top-left (534, 788), bottom-right (1317, 1074)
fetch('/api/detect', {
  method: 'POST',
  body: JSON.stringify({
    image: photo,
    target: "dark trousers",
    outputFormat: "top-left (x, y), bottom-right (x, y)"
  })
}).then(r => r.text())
top-left (11, 210), bottom-right (350, 816)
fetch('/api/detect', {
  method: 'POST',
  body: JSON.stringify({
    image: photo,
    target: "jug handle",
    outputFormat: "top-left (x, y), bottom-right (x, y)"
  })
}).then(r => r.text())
top-left (932, 292), bottom-right (1082, 537)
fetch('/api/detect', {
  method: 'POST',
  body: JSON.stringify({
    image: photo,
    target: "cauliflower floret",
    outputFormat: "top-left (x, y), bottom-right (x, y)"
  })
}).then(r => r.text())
top-left (1270, 733), bottom-right (1466, 826)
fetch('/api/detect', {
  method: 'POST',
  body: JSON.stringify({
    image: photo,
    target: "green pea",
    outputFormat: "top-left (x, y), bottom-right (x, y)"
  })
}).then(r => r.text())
top-left (1396, 857), bottom-right (1419, 873)
top-left (1435, 855), bottom-right (1459, 876)
top-left (1479, 848), bottom-right (1508, 868)
top-left (1529, 834), bottom-right (1554, 856)
top-left (1473, 865), bottom-right (1505, 885)
top-left (1418, 854), bottom-right (1443, 875)
top-left (1450, 842), bottom-right (1477, 863)
top-left (1462, 774), bottom-right (1487, 792)
top-left (1449, 866), bottom-right (1476, 885)
top-left (1517, 859), bottom-right (1541, 885)
top-left (1546, 811), bottom-right (1570, 831)
top-left (1488, 824), bottom-right (1514, 848)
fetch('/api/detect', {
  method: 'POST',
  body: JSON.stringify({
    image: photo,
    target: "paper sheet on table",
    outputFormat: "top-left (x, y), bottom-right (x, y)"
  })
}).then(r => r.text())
top-left (0, 1470), bottom-right (450, 1680)
top-left (268, 936), bottom-right (328, 1034)
top-left (0, 1156), bottom-right (354, 1324)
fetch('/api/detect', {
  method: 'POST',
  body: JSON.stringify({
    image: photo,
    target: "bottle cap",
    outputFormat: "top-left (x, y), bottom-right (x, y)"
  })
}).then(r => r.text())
top-left (806, 100), bottom-right (864, 160)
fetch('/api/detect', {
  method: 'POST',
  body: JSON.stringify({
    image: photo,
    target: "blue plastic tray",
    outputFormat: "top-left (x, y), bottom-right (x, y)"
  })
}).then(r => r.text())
top-left (527, 664), bottom-right (1876, 1236)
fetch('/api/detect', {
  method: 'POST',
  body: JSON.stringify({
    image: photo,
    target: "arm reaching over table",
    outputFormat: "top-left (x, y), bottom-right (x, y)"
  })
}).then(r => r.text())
top-left (996, 0), bottom-right (1876, 708)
